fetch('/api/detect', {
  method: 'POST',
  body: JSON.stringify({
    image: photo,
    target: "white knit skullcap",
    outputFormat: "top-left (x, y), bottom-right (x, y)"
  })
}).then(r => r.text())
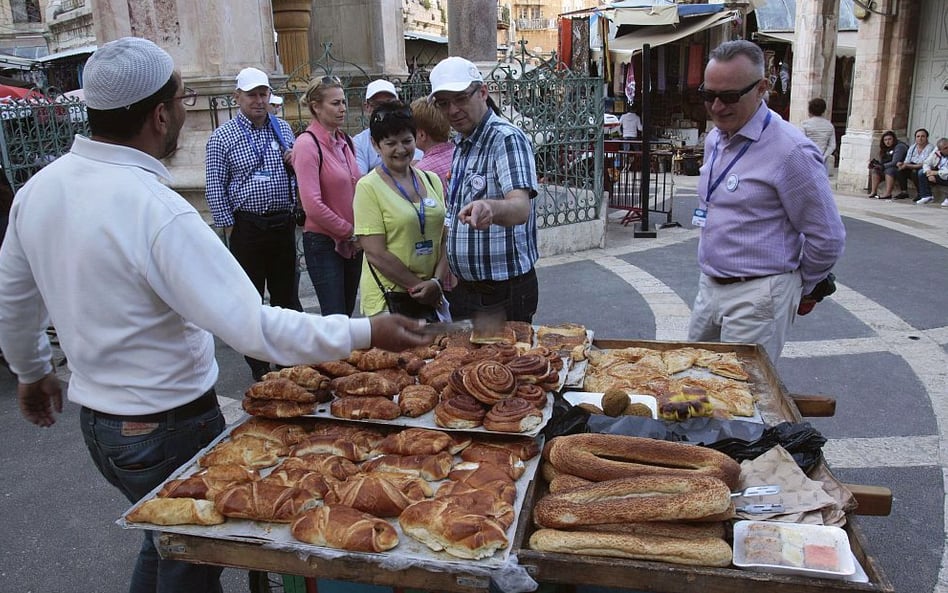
top-left (83, 37), bottom-right (175, 110)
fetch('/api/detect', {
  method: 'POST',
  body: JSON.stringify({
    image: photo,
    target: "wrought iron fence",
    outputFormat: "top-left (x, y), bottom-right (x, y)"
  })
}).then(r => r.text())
top-left (208, 43), bottom-right (604, 229)
top-left (0, 98), bottom-right (88, 191)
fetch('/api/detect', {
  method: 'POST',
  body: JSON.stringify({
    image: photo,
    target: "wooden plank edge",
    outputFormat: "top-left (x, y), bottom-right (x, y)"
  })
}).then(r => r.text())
top-left (789, 394), bottom-right (837, 417)
top-left (845, 483), bottom-right (893, 516)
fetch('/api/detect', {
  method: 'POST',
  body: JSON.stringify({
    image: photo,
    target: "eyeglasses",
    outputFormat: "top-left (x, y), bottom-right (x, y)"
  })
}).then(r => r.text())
top-left (697, 80), bottom-right (761, 105)
top-left (371, 109), bottom-right (412, 124)
top-left (432, 86), bottom-right (480, 110)
top-left (165, 87), bottom-right (197, 107)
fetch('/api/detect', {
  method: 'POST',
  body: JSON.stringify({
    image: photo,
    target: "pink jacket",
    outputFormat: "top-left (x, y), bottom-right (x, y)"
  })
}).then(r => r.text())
top-left (293, 121), bottom-right (361, 256)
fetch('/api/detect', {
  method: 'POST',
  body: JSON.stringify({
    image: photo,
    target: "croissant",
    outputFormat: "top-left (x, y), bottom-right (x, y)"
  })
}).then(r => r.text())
top-left (159, 465), bottom-right (260, 500)
top-left (199, 436), bottom-right (280, 469)
top-left (127, 497), bottom-right (225, 526)
top-left (245, 378), bottom-right (319, 403)
top-left (399, 498), bottom-right (509, 560)
top-left (324, 474), bottom-right (426, 517)
top-left (397, 384), bottom-right (439, 417)
top-left (263, 366), bottom-right (331, 390)
top-left (230, 417), bottom-right (310, 447)
top-left (277, 453), bottom-right (361, 481)
top-left (313, 360), bottom-right (360, 378)
top-left (241, 397), bottom-right (315, 419)
top-left (214, 482), bottom-right (319, 523)
top-left (360, 451), bottom-right (455, 481)
top-left (374, 367), bottom-right (415, 391)
top-left (372, 428), bottom-right (454, 456)
top-left (309, 423), bottom-right (386, 449)
top-left (354, 347), bottom-right (401, 371)
top-left (330, 372), bottom-right (399, 398)
top-left (291, 505), bottom-right (399, 552)
top-left (290, 435), bottom-right (371, 462)
top-left (259, 469), bottom-right (335, 498)
top-left (330, 396), bottom-right (401, 421)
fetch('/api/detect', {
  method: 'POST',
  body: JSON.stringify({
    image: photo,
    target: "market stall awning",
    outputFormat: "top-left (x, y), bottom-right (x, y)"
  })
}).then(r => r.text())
top-left (756, 30), bottom-right (858, 57)
top-left (609, 9), bottom-right (739, 55)
top-left (404, 31), bottom-right (447, 44)
top-left (753, 0), bottom-right (858, 32)
top-left (37, 44), bottom-right (96, 63)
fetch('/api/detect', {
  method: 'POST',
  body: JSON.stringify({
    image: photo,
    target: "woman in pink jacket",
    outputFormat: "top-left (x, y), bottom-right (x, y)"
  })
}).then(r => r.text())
top-left (293, 76), bottom-right (362, 315)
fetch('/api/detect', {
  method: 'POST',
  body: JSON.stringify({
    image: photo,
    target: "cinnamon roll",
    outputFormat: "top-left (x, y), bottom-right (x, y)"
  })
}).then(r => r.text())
top-left (515, 383), bottom-right (548, 408)
top-left (472, 343), bottom-right (519, 364)
top-left (506, 354), bottom-right (550, 384)
top-left (462, 360), bottom-right (516, 405)
top-left (524, 346), bottom-right (564, 371)
top-left (433, 394), bottom-right (486, 429)
top-left (483, 397), bottom-right (544, 433)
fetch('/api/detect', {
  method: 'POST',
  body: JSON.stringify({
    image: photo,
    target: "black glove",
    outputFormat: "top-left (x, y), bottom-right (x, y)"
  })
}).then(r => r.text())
top-left (798, 273), bottom-right (836, 316)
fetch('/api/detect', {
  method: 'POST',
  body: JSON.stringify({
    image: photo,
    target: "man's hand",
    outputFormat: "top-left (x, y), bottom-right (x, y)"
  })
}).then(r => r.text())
top-left (368, 314), bottom-right (432, 352)
top-left (18, 372), bottom-right (63, 428)
top-left (458, 200), bottom-right (493, 230)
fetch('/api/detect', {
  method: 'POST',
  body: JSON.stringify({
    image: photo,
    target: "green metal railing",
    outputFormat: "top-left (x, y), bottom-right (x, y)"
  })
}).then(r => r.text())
top-left (0, 98), bottom-right (89, 191)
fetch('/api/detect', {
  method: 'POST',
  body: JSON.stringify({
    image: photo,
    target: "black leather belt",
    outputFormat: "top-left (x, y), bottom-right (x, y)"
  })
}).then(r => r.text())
top-left (709, 275), bottom-right (768, 285)
top-left (234, 210), bottom-right (293, 230)
top-left (84, 388), bottom-right (218, 423)
top-left (461, 268), bottom-right (536, 294)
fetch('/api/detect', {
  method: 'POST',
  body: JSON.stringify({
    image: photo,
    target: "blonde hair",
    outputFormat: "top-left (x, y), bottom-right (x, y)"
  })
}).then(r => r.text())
top-left (304, 75), bottom-right (344, 118)
top-left (411, 97), bottom-right (450, 143)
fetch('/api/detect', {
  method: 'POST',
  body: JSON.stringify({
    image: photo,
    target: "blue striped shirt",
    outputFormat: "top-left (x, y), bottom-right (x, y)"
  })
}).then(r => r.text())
top-left (205, 112), bottom-right (295, 227)
top-left (446, 111), bottom-right (539, 281)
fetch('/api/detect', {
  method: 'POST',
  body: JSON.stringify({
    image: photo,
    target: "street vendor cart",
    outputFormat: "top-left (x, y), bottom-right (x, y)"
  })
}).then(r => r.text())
top-left (139, 337), bottom-right (893, 593)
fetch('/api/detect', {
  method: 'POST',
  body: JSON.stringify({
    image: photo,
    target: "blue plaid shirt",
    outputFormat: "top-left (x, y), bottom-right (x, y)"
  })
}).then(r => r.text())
top-left (205, 112), bottom-right (295, 227)
top-left (446, 110), bottom-right (539, 281)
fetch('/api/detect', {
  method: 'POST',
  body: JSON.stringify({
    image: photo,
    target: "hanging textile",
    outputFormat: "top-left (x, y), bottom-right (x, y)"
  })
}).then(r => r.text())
top-left (687, 43), bottom-right (704, 88)
top-left (657, 45), bottom-right (666, 92)
top-left (571, 18), bottom-right (590, 75)
top-left (599, 11), bottom-right (612, 85)
top-left (614, 62), bottom-right (625, 96)
top-left (625, 59), bottom-right (636, 103)
top-left (559, 18), bottom-right (572, 69)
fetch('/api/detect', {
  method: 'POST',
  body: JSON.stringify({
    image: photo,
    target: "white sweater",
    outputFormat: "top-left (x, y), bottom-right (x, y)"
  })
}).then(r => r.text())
top-left (0, 135), bottom-right (371, 415)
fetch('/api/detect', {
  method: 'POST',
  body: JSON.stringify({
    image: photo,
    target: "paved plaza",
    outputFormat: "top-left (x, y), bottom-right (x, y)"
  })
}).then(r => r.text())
top-left (2, 175), bottom-right (947, 593)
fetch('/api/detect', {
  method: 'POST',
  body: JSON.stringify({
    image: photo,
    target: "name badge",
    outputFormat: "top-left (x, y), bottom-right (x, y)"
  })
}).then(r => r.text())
top-left (270, 140), bottom-right (280, 151)
top-left (470, 174), bottom-right (486, 191)
top-left (423, 197), bottom-right (437, 208)
top-left (251, 169), bottom-right (272, 183)
top-left (415, 239), bottom-right (434, 256)
top-left (692, 207), bottom-right (707, 228)
top-left (726, 174), bottom-right (739, 192)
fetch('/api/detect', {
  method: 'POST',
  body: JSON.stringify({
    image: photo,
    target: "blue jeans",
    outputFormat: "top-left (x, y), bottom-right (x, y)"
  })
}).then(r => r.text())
top-left (303, 231), bottom-right (362, 316)
top-left (80, 399), bottom-right (225, 593)
top-left (916, 170), bottom-right (948, 197)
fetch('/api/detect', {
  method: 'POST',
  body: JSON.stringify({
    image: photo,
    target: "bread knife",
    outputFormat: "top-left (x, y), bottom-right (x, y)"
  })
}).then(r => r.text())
top-left (735, 503), bottom-right (784, 514)
top-left (419, 319), bottom-right (473, 335)
top-left (731, 485), bottom-right (781, 497)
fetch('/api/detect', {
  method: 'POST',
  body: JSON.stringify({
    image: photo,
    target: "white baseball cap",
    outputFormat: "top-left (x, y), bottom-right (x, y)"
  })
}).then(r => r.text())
top-left (268, 94), bottom-right (283, 106)
top-left (428, 57), bottom-right (483, 99)
top-left (365, 79), bottom-right (398, 101)
top-left (236, 67), bottom-right (270, 91)
top-left (83, 37), bottom-right (174, 110)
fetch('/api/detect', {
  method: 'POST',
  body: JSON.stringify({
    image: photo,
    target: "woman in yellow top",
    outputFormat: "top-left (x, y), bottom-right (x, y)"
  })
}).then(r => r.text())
top-left (353, 102), bottom-right (447, 318)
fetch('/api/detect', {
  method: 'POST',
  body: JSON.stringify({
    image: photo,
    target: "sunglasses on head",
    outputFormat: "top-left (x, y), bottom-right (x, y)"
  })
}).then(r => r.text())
top-left (371, 109), bottom-right (412, 124)
top-left (318, 75), bottom-right (342, 85)
top-left (697, 79), bottom-right (761, 104)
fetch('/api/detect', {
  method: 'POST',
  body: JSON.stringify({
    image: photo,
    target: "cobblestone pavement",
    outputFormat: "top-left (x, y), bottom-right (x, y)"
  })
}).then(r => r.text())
top-left (2, 175), bottom-right (946, 593)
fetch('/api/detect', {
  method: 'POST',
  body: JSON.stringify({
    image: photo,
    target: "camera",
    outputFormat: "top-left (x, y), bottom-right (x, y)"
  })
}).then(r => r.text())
top-left (293, 206), bottom-right (306, 227)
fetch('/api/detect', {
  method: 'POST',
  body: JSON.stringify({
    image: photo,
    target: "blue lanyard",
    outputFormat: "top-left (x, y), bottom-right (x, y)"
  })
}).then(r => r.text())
top-left (448, 143), bottom-right (473, 213)
top-left (239, 118), bottom-right (270, 165)
top-left (381, 163), bottom-right (426, 236)
top-left (706, 111), bottom-right (772, 203)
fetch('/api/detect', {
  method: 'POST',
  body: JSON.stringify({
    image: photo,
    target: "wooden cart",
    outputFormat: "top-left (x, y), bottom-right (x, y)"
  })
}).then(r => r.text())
top-left (156, 339), bottom-right (894, 593)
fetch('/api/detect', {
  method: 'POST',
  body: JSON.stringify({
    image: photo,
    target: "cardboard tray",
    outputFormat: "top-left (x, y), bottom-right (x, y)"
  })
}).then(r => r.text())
top-left (512, 339), bottom-right (894, 593)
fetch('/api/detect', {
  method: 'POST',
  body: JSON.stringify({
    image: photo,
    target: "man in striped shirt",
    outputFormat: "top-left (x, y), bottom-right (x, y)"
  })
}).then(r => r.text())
top-left (205, 68), bottom-right (300, 381)
top-left (429, 57), bottom-right (539, 323)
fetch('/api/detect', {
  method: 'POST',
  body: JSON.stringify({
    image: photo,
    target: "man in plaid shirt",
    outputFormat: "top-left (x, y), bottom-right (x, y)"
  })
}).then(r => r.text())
top-left (428, 57), bottom-right (540, 323)
top-left (205, 68), bottom-right (300, 381)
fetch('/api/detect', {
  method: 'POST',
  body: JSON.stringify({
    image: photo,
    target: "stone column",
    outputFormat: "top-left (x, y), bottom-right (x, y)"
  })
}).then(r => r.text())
top-left (309, 0), bottom-right (408, 78)
top-left (273, 0), bottom-right (312, 79)
top-left (788, 0), bottom-right (838, 124)
top-left (90, 0), bottom-right (283, 211)
top-left (447, 0), bottom-right (497, 61)
top-left (837, 0), bottom-right (919, 193)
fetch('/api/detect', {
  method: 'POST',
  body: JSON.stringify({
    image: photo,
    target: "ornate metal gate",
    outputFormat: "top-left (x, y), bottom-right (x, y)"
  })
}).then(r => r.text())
top-left (0, 98), bottom-right (88, 191)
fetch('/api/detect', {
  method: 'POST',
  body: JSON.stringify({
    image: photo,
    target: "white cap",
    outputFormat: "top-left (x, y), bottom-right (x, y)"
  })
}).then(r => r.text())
top-left (268, 94), bottom-right (284, 106)
top-left (83, 37), bottom-right (174, 110)
top-left (365, 79), bottom-right (398, 101)
top-left (428, 57), bottom-right (483, 99)
top-left (236, 67), bottom-right (270, 91)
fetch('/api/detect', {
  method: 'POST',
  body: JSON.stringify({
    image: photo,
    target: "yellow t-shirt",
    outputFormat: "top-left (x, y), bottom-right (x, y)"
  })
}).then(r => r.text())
top-left (353, 168), bottom-right (445, 316)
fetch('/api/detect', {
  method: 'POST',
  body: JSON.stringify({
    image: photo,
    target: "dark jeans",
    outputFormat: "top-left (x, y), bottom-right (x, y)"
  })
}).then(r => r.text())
top-left (897, 168), bottom-right (919, 192)
top-left (80, 394), bottom-right (225, 593)
top-left (230, 212), bottom-right (301, 375)
top-left (303, 231), bottom-right (362, 316)
top-left (448, 268), bottom-right (539, 323)
top-left (917, 170), bottom-right (948, 197)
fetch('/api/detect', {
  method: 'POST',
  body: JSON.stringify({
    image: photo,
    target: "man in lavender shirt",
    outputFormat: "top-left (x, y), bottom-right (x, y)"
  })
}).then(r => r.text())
top-left (687, 40), bottom-right (845, 361)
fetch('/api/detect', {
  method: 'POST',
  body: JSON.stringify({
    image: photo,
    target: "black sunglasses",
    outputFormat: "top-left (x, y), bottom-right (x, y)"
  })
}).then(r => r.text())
top-left (318, 75), bottom-right (342, 85)
top-left (697, 80), bottom-right (761, 104)
top-left (371, 109), bottom-right (412, 124)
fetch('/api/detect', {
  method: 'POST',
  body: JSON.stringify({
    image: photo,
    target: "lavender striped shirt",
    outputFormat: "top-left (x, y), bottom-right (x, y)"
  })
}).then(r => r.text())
top-left (697, 103), bottom-right (845, 294)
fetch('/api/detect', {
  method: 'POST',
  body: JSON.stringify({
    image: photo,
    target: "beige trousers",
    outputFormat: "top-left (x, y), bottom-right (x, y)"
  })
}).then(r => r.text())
top-left (687, 270), bottom-right (803, 362)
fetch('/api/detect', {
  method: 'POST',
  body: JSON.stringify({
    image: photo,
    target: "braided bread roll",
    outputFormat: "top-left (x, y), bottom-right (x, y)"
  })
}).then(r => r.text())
top-left (277, 453), bottom-right (361, 481)
top-left (461, 361), bottom-right (516, 405)
top-left (361, 451), bottom-right (455, 481)
top-left (290, 435), bottom-right (371, 462)
top-left (398, 497), bottom-right (509, 560)
top-left (372, 428), bottom-right (455, 456)
top-left (291, 505), bottom-right (398, 552)
top-left (483, 397), bottom-right (543, 433)
top-left (259, 469), bottom-right (335, 498)
top-left (214, 482), bottom-right (319, 522)
top-left (158, 465), bottom-right (260, 500)
top-left (324, 474), bottom-right (426, 517)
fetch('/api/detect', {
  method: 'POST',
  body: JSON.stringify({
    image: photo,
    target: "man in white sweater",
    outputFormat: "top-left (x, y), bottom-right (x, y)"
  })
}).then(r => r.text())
top-left (0, 38), bottom-right (427, 593)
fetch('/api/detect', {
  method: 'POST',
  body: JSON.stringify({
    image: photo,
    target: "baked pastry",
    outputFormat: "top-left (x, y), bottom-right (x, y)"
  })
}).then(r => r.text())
top-left (245, 378), bottom-right (319, 403)
top-left (214, 482), bottom-right (319, 522)
top-left (515, 384), bottom-right (547, 408)
top-left (158, 465), bottom-right (260, 499)
top-left (361, 451), bottom-right (455, 481)
top-left (127, 497), bottom-right (225, 526)
top-left (313, 360), bottom-right (360, 378)
top-left (353, 347), bottom-right (401, 371)
top-left (435, 478), bottom-right (518, 506)
top-left (374, 367), bottom-right (415, 391)
top-left (324, 474), bottom-right (427, 517)
top-left (434, 394), bottom-right (487, 429)
top-left (529, 529), bottom-right (732, 567)
top-left (470, 343), bottom-right (519, 364)
top-left (277, 453), bottom-right (361, 481)
top-left (483, 397), bottom-right (543, 433)
top-left (372, 428), bottom-right (455, 456)
top-left (397, 384), bottom-right (439, 417)
top-left (506, 321), bottom-right (534, 345)
top-left (199, 436), bottom-right (280, 469)
top-left (461, 360), bottom-right (516, 405)
top-left (506, 355), bottom-right (550, 384)
top-left (230, 417), bottom-right (310, 447)
top-left (290, 435), bottom-right (371, 461)
top-left (330, 395), bottom-right (401, 421)
top-left (459, 444), bottom-right (526, 478)
top-left (524, 346), bottom-right (564, 371)
top-left (291, 505), bottom-right (399, 552)
top-left (263, 366), bottom-right (331, 391)
top-left (241, 397), bottom-right (315, 419)
top-left (399, 497), bottom-right (509, 559)
top-left (330, 372), bottom-right (399, 398)
top-left (260, 469), bottom-right (335, 498)
top-left (430, 492), bottom-right (515, 529)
